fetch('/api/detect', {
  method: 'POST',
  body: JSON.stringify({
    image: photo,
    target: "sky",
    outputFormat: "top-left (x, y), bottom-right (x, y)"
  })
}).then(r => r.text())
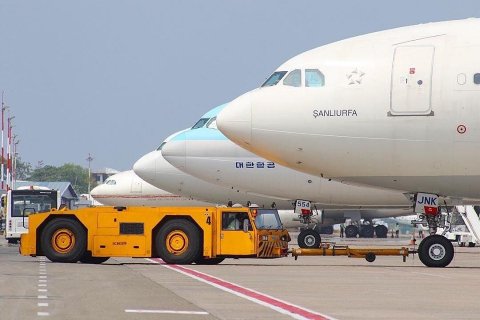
top-left (1, 1), bottom-right (480, 171)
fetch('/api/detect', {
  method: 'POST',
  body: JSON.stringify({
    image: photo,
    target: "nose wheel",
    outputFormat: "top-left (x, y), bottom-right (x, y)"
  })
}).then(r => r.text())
top-left (418, 235), bottom-right (454, 267)
top-left (298, 229), bottom-right (321, 248)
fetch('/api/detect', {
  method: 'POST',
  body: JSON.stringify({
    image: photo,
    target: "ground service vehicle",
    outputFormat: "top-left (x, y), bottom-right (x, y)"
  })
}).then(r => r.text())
top-left (20, 205), bottom-right (449, 267)
top-left (4, 188), bottom-right (60, 243)
top-left (20, 206), bottom-right (290, 264)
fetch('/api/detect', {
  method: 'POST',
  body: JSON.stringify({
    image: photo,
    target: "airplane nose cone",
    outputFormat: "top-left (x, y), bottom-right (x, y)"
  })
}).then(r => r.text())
top-left (161, 134), bottom-right (187, 170)
top-left (90, 185), bottom-right (102, 196)
top-left (133, 151), bottom-right (158, 184)
top-left (217, 92), bottom-right (252, 146)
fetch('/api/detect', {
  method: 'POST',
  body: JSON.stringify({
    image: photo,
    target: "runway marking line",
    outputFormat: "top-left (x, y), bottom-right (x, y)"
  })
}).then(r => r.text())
top-left (148, 258), bottom-right (335, 320)
top-left (125, 310), bottom-right (208, 315)
top-left (37, 257), bottom-right (49, 317)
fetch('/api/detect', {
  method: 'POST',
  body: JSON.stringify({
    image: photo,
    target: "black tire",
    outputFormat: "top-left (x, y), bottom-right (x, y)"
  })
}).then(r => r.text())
top-left (79, 251), bottom-right (110, 264)
top-left (345, 225), bottom-right (358, 238)
top-left (374, 225), bottom-right (388, 238)
top-left (359, 225), bottom-right (375, 238)
top-left (418, 235), bottom-right (454, 267)
top-left (195, 257), bottom-right (225, 265)
top-left (317, 225), bottom-right (334, 235)
top-left (298, 229), bottom-right (321, 248)
top-left (365, 252), bottom-right (376, 262)
top-left (155, 219), bottom-right (201, 264)
top-left (7, 238), bottom-right (18, 244)
top-left (41, 218), bottom-right (86, 263)
top-left (468, 242), bottom-right (476, 247)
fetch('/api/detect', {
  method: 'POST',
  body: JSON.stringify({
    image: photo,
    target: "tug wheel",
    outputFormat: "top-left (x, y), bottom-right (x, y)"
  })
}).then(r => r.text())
top-left (298, 229), bottom-right (321, 248)
top-left (41, 218), bottom-right (86, 263)
top-left (195, 257), bottom-right (225, 265)
top-left (79, 251), bottom-right (110, 264)
top-left (418, 235), bottom-right (454, 268)
top-left (156, 219), bottom-right (201, 264)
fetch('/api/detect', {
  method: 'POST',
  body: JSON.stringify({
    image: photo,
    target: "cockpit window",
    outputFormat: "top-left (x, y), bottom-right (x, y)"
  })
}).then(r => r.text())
top-left (305, 69), bottom-right (325, 87)
top-left (192, 118), bottom-right (209, 129)
top-left (283, 69), bottom-right (302, 87)
top-left (261, 71), bottom-right (287, 87)
top-left (206, 117), bottom-right (217, 129)
top-left (105, 179), bottom-right (116, 185)
top-left (156, 142), bottom-right (167, 151)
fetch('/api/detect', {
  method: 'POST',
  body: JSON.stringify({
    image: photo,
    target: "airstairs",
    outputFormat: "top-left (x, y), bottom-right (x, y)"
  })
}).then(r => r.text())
top-left (454, 206), bottom-right (480, 245)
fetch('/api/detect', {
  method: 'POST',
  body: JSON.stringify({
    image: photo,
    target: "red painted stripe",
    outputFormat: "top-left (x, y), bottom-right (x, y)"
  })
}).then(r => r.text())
top-left (91, 195), bottom-right (185, 199)
top-left (151, 258), bottom-right (333, 320)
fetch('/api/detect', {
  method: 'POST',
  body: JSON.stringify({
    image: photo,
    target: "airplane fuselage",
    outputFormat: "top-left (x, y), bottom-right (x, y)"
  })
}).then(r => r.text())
top-left (218, 19), bottom-right (480, 201)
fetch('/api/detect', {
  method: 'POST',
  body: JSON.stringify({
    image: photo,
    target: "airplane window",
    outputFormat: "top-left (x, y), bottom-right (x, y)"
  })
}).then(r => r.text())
top-left (206, 117), bottom-right (217, 129)
top-left (305, 69), bottom-right (325, 87)
top-left (474, 73), bottom-right (480, 85)
top-left (156, 142), bottom-right (167, 151)
top-left (261, 71), bottom-right (287, 87)
top-left (283, 69), bottom-right (302, 87)
top-left (192, 118), bottom-right (209, 129)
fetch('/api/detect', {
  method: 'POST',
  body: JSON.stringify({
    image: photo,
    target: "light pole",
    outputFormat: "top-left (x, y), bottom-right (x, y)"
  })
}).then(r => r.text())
top-left (13, 135), bottom-right (19, 190)
top-left (1, 92), bottom-right (9, 190)
top-left (86, 153), bottom-right (93, 195)
top-left (7, 116), bottom-right (14, 191)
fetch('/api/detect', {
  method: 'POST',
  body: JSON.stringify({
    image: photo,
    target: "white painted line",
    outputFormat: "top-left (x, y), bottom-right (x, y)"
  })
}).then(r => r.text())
top-left (410, 271), bottom-right (450, 279)
top-left (38, 303), bottom-right (49, 307)
top-left (39, 272), bottom-right (46, 275)
top-left (125, 309), bottom-right (208, 315)
top-left (38, 284), bottom-right (47, 287)
top-left (38, 295), bottom-right (48, 299)
top-left (148, 258), bottom-right (335, 320)
top-left (39, 276), bottom-right (47, 279)
top-left (37, 312), bottom-right (50, 316)
top-left (38, 289), bottom-right (47, 292)
top-left (39, 279), bottom-right (47, 283)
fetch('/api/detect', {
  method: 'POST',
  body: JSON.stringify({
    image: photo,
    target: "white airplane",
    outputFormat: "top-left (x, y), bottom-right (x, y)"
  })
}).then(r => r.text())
top-left (135, 105), bottom-right (417, 245)
top-left (217, 18), bottom-right (480, 266)
top-left (90, 170), bottom-right (211, 207)
top-left (91, 169), bottom-right (308, 235)
top-left (133, 139), bottom-right (297, 209)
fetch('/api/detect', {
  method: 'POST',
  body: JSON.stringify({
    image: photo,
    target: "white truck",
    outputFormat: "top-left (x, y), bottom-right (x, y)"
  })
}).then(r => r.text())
top-left (3, 187), bottom-right (60, 243)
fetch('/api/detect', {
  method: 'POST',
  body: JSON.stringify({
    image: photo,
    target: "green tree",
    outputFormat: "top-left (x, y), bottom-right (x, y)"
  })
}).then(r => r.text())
top-left (28, 163), bottom-right (96, 194)
top-left (15, 157), bottom-right (32, 180)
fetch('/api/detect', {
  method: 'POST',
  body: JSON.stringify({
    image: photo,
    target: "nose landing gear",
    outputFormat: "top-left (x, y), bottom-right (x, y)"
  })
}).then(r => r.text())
top-left (411, 193), bottom-right (454, 267)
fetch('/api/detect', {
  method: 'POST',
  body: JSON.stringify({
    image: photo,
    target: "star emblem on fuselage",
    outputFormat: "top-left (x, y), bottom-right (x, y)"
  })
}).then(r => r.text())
top-left (346, 68), bottom-right (365, 85)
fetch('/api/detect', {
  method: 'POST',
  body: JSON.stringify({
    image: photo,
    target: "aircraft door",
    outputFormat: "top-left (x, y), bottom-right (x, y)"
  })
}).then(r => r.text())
top-left (219, 211), bottom-right (255, 255)
top-left (390, 46), bottom-right (435, 116)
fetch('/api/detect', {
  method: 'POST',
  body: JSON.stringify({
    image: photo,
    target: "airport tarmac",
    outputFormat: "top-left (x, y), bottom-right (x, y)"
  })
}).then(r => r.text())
top-left (1, 234), bottom-right (480, 320)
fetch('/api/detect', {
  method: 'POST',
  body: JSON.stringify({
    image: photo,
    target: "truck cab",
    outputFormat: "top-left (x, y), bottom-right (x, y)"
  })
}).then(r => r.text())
top-left (4, 189), bottom-right (59, 243)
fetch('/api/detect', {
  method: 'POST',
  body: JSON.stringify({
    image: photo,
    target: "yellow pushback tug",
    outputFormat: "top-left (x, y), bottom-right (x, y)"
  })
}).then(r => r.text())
top-left (20, 206), bottom-right (411, 265)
